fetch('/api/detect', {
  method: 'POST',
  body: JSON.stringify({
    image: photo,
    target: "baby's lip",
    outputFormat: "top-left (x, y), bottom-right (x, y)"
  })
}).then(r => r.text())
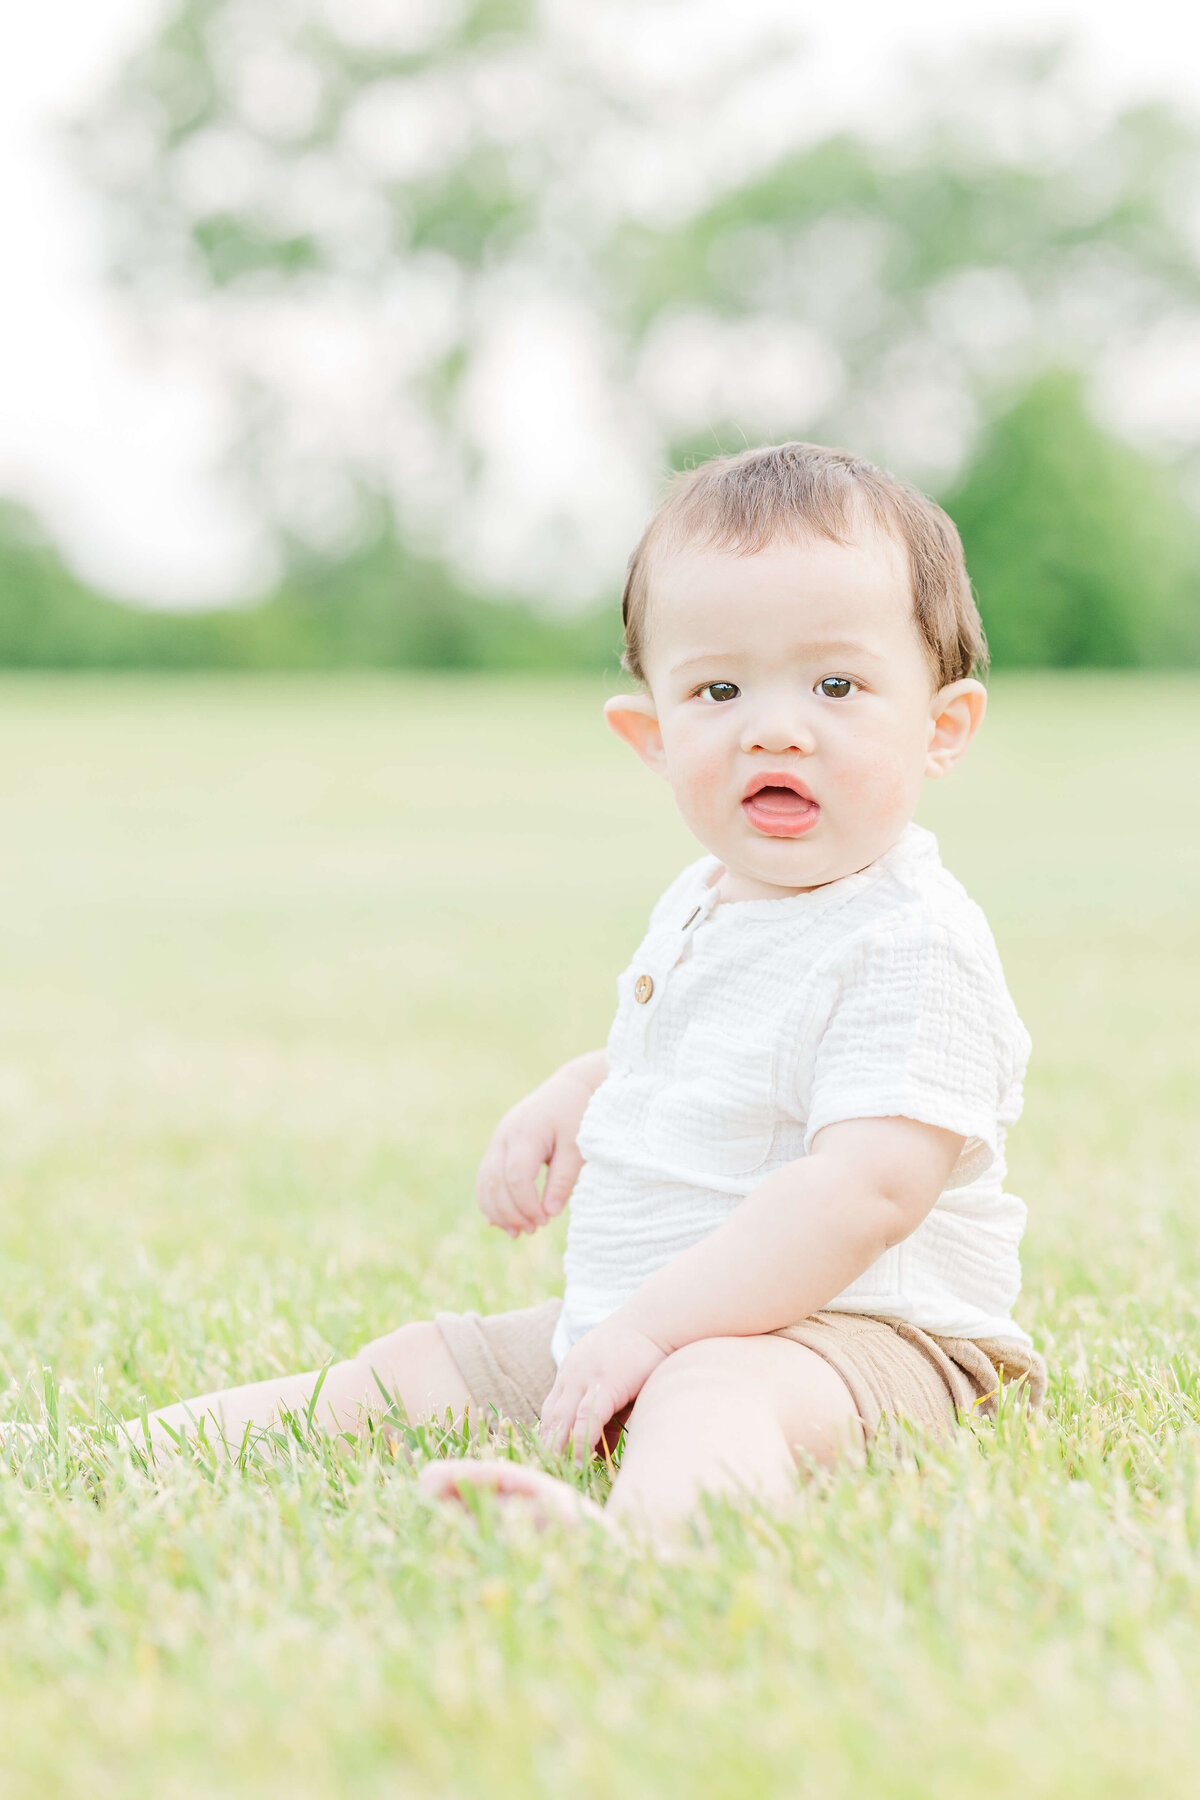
top-left (742, 772), bottom-right (815, 803)
top-left (741, 772), bottom-right (821, 840)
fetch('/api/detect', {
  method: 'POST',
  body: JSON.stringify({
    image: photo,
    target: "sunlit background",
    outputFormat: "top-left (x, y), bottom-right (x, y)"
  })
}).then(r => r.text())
top-left (4, 0), bottom-right (1200, 668)
top-left (3, 12), bottom-right (1200, 1791)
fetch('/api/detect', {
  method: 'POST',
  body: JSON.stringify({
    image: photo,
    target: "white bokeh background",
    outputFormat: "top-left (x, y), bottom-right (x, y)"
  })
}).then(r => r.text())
top-left (4, 0), bottom-right (1200, 607)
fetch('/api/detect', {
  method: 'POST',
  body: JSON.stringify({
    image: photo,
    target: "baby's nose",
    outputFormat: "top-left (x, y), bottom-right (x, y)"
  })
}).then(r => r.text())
top-left (742, 709), bottom-right (815, 754)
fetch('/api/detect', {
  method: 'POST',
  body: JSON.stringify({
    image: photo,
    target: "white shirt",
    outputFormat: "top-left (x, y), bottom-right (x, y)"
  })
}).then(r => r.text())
top-left (551, 823), bottom-right (1033, 1364)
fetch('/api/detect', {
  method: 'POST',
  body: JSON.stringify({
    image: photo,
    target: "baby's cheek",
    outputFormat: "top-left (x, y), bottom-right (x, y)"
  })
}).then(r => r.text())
top-left (840, 743), bottom-right (918, 825)
top-left (667, 736), bottom-right (729, 830)
top-left (671, 771), bottom-right (722, 834)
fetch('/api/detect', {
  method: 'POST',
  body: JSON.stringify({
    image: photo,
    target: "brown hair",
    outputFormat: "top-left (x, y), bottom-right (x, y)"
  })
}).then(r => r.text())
top-left (621, 441), bottom-right (987, 688)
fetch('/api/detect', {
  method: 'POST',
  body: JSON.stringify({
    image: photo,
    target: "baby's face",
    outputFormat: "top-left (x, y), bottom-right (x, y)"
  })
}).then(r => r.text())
top-left (608, 533), bottom-right (984, 900)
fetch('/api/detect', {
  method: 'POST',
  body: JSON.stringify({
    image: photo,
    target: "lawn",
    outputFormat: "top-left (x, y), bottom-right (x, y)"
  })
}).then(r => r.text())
top-left (0, 672), bottom-right (1196, 1799)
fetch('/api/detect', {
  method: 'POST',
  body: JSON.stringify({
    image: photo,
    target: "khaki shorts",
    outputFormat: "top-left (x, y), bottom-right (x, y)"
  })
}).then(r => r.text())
top-left (433, 1298), bottom-right (1046, 1449)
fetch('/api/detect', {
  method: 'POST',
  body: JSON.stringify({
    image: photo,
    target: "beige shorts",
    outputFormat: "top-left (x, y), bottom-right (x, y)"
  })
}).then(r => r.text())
top-left (433, 1298), bottom-right (1046, 1449)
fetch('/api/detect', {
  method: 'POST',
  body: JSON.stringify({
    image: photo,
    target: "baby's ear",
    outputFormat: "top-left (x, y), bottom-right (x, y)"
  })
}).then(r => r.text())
top-left (925, 679), bottom-right (987, 779)
top-left (604, 694), bottom-right (667, 775)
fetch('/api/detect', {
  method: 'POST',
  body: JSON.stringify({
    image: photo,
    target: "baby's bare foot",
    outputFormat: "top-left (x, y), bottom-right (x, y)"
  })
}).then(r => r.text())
top-left (417, 1457), bottom-right (612, 1531)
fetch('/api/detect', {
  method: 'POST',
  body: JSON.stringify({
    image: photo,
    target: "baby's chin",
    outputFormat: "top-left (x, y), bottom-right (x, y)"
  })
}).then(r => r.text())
top-left (709, 822), bottom-right (895, 900)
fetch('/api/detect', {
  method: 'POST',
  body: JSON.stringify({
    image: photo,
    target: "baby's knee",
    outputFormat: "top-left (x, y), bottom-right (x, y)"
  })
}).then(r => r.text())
top-left (357, 1318), bottom-right (441, 1368)
top-left (352, 1319), bottom-right (440, 1395)
top-left (350, 1318), bottom-right (470, 1422)
top-left (636, 1337), bottom-right (753, 1410)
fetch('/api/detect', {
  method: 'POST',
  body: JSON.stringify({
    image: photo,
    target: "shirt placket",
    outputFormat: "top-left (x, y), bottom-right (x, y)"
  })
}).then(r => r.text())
top-left (627, 885), bottom-right (720, 1050)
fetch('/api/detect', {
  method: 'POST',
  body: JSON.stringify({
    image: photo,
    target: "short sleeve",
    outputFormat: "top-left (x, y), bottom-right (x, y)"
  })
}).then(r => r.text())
top-left (803, 920), bottom-right (1025, 1185)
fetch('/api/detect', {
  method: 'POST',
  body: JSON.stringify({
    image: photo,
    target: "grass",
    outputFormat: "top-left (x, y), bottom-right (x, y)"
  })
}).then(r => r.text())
top-left (0, 670), bottom-right (1196, 1798)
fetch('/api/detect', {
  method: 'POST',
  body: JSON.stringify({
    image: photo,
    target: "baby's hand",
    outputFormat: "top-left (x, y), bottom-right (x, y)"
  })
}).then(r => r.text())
top-left (476, 1052), bottom-right (605, 1240)
top-left (539, 1314), bottom-right (668, 1460)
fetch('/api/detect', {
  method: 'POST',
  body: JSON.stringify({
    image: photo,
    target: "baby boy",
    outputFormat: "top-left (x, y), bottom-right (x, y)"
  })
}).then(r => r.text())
top-left (144, 442), bottom-right (1045, 1536)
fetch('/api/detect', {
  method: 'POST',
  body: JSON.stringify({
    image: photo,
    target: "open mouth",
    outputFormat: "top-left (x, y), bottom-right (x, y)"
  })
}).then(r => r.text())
top-left (741, 775), bottom-right (820, 839)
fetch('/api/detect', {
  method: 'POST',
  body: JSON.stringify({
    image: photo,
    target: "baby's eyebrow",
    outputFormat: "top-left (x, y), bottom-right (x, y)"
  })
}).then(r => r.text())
top-left (668, 654), bottom-right (728, 676)
top-left (793, 639), bottom-right (879, 660)
top-left (669, 640), bottom-right (879, 676)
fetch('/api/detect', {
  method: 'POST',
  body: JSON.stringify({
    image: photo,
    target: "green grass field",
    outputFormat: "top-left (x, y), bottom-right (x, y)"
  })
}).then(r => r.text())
top-left (0, 673), bottom-right (1197, 1798)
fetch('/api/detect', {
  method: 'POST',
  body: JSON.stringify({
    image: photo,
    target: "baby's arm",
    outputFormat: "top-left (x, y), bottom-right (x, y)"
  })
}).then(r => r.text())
top-left (476, 1050), bottom-right (607, 1238)
top-left (539, 1116), bottom-right (963, 1454)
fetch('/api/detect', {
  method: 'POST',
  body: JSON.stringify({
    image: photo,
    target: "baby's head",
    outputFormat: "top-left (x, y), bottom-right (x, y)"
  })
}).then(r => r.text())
top-left (606, 442), bottom-right (988, 901)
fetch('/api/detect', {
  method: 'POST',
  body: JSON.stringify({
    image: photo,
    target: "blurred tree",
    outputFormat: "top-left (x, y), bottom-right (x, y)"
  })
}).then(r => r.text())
top-left (0, 502), bottom-right (250, 666)
top-left (0, 501), bottom-right (620, 670)
top-left (54, 3), bottom-right (1200, 665)
top-left (946, 371), bottom-right (1200, 666)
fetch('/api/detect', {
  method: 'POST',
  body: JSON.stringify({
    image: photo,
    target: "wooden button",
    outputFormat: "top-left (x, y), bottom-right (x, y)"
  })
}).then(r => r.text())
top-left (634, 973), bottom-right (654, 1004)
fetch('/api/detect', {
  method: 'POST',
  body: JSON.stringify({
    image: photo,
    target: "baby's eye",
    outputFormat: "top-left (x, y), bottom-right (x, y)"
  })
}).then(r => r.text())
top-left (816, 675), bottom-right (857, 699)
top-left (699, 682), bottom-right (740, 703)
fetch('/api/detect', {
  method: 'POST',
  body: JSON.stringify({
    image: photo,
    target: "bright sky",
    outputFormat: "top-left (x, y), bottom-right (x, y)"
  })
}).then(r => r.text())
top-left (3, 0), bottom-right (1200, 605)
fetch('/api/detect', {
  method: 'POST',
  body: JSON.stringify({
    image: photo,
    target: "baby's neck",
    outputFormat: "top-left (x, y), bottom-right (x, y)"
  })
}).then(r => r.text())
top-left (713, 866), bottom-right (819, 904)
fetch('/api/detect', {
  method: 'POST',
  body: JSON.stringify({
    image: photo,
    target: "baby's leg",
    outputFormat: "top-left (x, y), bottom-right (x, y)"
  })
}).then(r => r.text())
top-left (608, 1336), bottom-right (862, 1535)
top-left (130, 1321), bottom-right (470, 1456)
top-left (422, 1334), bottom-right (861, 1540)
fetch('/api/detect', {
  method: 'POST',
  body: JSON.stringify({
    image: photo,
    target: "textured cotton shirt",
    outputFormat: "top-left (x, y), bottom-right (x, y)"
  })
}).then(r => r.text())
top-left (551, 823), bottom-right (1033, 1365)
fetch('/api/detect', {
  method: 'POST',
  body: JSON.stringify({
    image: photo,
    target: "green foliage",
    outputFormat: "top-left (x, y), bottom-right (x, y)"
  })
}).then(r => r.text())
top-left (255, 530), bottom-right (621, 671)
top-left (7, 386), bottom-right (1200, 669)
top-left (0, 503), bottom-right (230, 669)
top-left (611, 130), bottom-right (1062, 332)
top-left (945, 373), bottom-right (1200, 667)
top-left (39, 15), bottom-right (1200, 668)
top-left (193, 214), bottom-right (323, 286)
top-left (0, 503), bottom-right (620, 671)
top-left (409, 152), bottom-right (537, 263)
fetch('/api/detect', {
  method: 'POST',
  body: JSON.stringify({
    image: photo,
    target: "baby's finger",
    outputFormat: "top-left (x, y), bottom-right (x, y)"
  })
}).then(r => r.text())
top-left (542, 1143), bottom-right (582, 1218)
top-left (478, 1139), bottom-right (534, 1226)
top-left (501, 1145), bottom-right (549, 1233)
top-left (475, 1148), bottom-right (502, 1216)
top-left (539, 1375), bottom-right (584, 1453)
top-left (475, 1151), bottom-right (524, 1236)
top-left (569, 1387), bottom-right (610, 1462)
top-left (537, 1389), bottom-right (563, 1446)
top-left (546, 1383), bottom-right (594, 1460)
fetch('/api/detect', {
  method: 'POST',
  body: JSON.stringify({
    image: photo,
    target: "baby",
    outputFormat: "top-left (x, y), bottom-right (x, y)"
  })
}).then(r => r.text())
top-left (143, 442), bottom-right (1045, 1535)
